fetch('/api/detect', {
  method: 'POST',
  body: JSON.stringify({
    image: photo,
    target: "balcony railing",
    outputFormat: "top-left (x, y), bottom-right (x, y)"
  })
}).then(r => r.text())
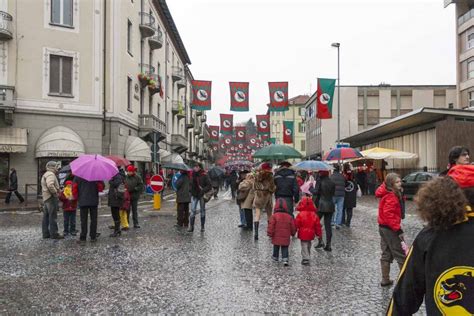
top-left (139, 63), bottom-right (156, 75)
top-left (148, 27), bottom-right (163, 50)
top-left (195, 110), bottom-right (203, 117)
top-left (138, 114), bottom-right (166, 135)
top-left (194, 125), bottom-right (202, 135)
top-left (458, 8), bottom-right (474, 26)
top-left (171, 134), bottom-right (188, 153)
top-left (172, 100), bottom-right (184, 114)
top-left (139, 12), bottom-right (156, 37)
top-left (172, 66), bottom-right (184, 82)
top-left (0, 11), bottom-right (12, 40)
top-left (201, 114), bottom-right (207, 123)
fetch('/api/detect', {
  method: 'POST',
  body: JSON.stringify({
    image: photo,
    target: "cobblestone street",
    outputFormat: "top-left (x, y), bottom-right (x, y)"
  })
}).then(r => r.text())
top-left (0, 193), bottom-right (425, 314)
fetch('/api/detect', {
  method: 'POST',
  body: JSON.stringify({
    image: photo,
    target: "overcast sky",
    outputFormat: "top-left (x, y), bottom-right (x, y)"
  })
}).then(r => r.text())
top-left (167, 0), bottom-right (456, 126)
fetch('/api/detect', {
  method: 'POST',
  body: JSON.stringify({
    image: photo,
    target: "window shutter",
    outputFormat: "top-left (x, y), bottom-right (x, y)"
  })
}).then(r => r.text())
top-left (61, 56), bottom-right (73, 94)
top-left (49, 55), bottom-right (60, 93)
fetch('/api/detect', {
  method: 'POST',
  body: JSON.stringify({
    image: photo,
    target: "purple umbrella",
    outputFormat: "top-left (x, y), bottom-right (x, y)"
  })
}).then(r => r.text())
top-left (70, 154), bottom-right (118, 181)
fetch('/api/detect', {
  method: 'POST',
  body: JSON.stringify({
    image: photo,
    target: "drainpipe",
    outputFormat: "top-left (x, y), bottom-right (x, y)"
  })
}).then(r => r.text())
top-left (102, 0), bottom-right (107, 138)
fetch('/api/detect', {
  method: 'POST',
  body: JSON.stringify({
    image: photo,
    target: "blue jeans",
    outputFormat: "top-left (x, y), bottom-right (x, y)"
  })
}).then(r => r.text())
top-left (273, 245), bottom-right (289, 261)
top-left (63, 210), bottom-right (76, 234)
top-left (190, 196), bottom-right (205, 219)
top-left (332, 196), bottom-right (344, 226)
top-left (239, 205), bottom-right (246, 226)
top-left (42, 197), bottom-right (59, 237)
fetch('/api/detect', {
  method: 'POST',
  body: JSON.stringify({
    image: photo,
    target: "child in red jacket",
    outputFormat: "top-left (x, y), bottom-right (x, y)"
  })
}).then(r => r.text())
top-left (267, 198), bottom-right (296, 266)
top-left (59, 180), bottom-right (78, 236)
top-left (295, 196), bottom-right (322, 265)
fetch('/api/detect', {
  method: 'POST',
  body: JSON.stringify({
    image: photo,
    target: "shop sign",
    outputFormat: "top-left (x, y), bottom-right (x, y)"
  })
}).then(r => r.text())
top-left (0, 145), bottom-right (27, 153)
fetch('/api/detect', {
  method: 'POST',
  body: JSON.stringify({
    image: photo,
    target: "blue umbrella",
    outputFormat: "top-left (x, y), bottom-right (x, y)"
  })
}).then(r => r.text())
top-left (294, 160), bottom-right (333, 171)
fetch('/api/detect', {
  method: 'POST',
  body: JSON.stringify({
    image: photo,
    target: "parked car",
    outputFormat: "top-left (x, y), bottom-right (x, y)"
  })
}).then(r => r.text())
top-left (402, 172), bottom-right (438, 198)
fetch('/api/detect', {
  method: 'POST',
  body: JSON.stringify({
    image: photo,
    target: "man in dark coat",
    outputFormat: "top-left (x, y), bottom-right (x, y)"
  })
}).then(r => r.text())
top-left (312, 170), bottom-right (335, 251)
top-left (188, 163), bottom-right (211, 232)
top-left (108, 173), bottom-right (124, 237)
top-left (5, 168), bottom-right (24, 204)
top-left (274, 161), bottom-right (299, 215)
top-left (330, 164), bottom-right (346, 228)
top-left (74, 176), bottom-right (104, 242)
top-left (175, 170), bottom-right (190, 228)
top-left (229, 170), bottom-right (238, 199)
top-left (125, 165), bottom-right (144, 229)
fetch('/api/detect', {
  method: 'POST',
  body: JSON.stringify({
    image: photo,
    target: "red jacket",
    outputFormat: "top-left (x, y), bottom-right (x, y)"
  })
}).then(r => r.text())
top-left (267, 210), bottom-right (296, 246)
top-left (376, 183), bottom-right (402, 232)
top-left (295, 198), bottom-right (322, 241)
top-left (296, 176), bottom-right (304, 188)
top-left (59, 183), bottom-right (78, 212)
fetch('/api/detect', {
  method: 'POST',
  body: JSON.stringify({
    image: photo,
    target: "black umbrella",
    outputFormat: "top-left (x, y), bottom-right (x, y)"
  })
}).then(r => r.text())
top-left (208, 166), bottom-right (224, 178)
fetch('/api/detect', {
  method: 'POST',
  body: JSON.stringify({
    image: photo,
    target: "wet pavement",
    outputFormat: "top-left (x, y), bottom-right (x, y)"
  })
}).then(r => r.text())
top-left (0, 192), bottom-right (426, 314)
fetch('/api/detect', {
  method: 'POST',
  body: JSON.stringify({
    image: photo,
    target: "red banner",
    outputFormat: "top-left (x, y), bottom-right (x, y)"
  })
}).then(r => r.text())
top-left (256, 114), bottom-right (270, 135)
top-left (268, 82), bottom-right (289, 111)
top-left (191, 80), bottom-right (212, 110)
top-left (234, 126), bottom-right (246, 142)
top-left (208, 125), bottom-right (220, 142)
top-left (223, 135), bottom-right (232, 148)
top-left (261, 134), bottom-right (269, 141)
top-left (248, 135), bottom-right (258, 148)
top-left (229, 82), bottom-right (249, 111)
top-left (220, 114), bottom-right (233, 135)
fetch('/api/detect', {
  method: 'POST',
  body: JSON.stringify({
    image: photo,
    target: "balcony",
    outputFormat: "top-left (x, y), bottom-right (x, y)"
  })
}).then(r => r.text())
top-left (148, 27), bottom-right (163, 50)
top-left (201, 114), bottom-right (207, 123)
top-left (0, 11), bottom-right (12, 40)
top-left (186, 122), bottom-right (194, 129)
top-left (177, 110), bottom-right (186, 121)
top-left (139, 12), bottom-right (156, 38)
top-left (172, 100), bottom-right (184, 115)
top-left (138, 114), bottom-right (166, 139)
top-left (138, 63), bottom-right (156, 88)
top-left (177, 80), bottom-right (186, 90)
top-left (194, 125), bottom-right (202, 135)
top-left (171, 134), bottom-right (188, 153)
top-left (195, 110), bottom-right (203, 117)
top-left (0, 86), bottom-right (15, 125)
top-left (172, 66), bottom-right (184, 82)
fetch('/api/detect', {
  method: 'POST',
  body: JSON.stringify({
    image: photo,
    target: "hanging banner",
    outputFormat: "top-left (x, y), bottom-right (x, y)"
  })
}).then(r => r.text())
top-left (191, 80), bottom-right (212, 110)
top-left (208, 125), bottom-right (220, 142)
top-left (256, 114), bottom-right (270, 135)
top-left (268, 82), bottom-right (289, 112)
top-left (220, 114), bottom-right (234, 135)
top-left (237, 143), bottom-right (245, 150)
top-left (249, 135), bottom-right (258, 148)
top-left (223, 135), bottom-right (232, 148)
top-left (229, 82), bottom-right (249, 112)
top-left (234, 126), bottom-right (246, 142)
top-left (316, 78), bottom-right (336, 119)
top-left (283, 121), bottom-right (294, 144)
top-left (261, 134), bottom-right (270, 141)
top-left (269, 137), bottom-right (276, 144)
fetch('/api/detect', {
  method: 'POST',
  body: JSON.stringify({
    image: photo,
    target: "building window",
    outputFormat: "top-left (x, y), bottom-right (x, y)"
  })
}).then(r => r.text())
top-left (51, 0), bottom-right (73, 27)
top-left (166, 41), bottom-right (170, 62)
top-left (157, 103), bottom-right (161, 118)
top-left (301, 140), bottom-right (306, 152)
top-left (469, 61), bottom-right (474, 79)
top-left (298, 122), bottom-right (305, 133)
top-left (49, 55), bottom-right (73, 96)
top-left (299, 107), bottom-right (305, 116)
top-left (127, 20), bottom-right (132, 55)
top-left (468, 33), bottom-right (474, 50)
top-left (127, 77), bottom-right (132, 112)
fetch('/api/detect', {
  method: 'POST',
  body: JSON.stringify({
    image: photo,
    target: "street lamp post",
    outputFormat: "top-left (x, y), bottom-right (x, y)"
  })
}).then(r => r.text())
top-left (331, 42), bottom-right (340, 147)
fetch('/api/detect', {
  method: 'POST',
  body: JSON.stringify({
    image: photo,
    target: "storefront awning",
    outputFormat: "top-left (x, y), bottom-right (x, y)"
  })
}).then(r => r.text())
top-left (125, 136), bottom-right (152, 162)
top-left (0, 128), bottom-right (28, 153)
top-left (35, 126), bottom-right (85, 158)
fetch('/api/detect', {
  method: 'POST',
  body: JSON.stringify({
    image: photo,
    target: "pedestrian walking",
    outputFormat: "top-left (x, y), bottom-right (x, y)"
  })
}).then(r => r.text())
top-left (295, 196), bottom-right (322, 265)
top-left (229, 170), bottom-right (238, 200)
top-left (236, 170), bottom-right (250, 228)
top-left (330, 164), bottom-right (345, 228)
top-left (237, 172), bottom-right (255, 230)
top-left (59, 180), bottom-right (78, 236)
top-left (343, 170), bottom-right (357, 228)
top-left (209, 173), bottom-right (220, 200)
top-left (5, 168), bottom-right (25, 204)
top-left (274, 161), bottom-right (299, 216)
top-left (376, 173), bottom-right (406, 287)
top-left (120, 184), bottom-right (131, 231)
top-left (312, 170), bottom-right (335, 251)
top-left (188, 163), bottom-right (212, 232)
top-left (41, 161), bottom-right (64, 239)
top-left (367, 167), bottom-right (377, 195)
top-left (108, 172), bottom-right (125, 237)
top-left (75, 176), bottom-right (104, 242)
top-left (267, 198), bottom-right (296, 266)
top-left (388, 166), bottom-right (474, 315)
top-left (253, 162), bottom-right (276, 240)
top-left (125, 165), bottom-right (143, 229)
top-left (175, 170), bottom-right (191, 228)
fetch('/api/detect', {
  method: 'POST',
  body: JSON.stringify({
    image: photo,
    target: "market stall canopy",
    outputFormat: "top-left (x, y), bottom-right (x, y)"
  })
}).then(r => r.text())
top-left (0, 127), bottom-right (27, 153)
top-left (35, 126), bottom-right (85, 158)
top-left (361, 147), bottom-right (418, 160)
top-left (124, 136), bottom-right (151, 162)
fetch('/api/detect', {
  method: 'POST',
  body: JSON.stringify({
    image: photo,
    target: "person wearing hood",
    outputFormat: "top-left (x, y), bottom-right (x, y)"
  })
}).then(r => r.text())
top-left (253, 162), bottom-right (276, 240)
top-left (125, 165), bottom-right (144, 229)
top-left (376, 173), bottom-right (406, 287)
top-left (295, 196), bottom-right (322, 265)
top-left (274, 161), bottom-right (299, 216)
top-left (5, 168), bottom-right (24, 204)
top-left (388, 165), bottom-right (474, 315)
top-left (175, 169), bottom-right (191, 228)
top-left (41, 161), bottom-right (63, 239)
top-left (267, 198), bottom-right (296, 266)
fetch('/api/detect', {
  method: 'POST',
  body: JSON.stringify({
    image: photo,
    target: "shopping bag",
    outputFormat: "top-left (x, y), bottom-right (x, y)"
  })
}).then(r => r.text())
top-left (119, 209), bottom-right (129, 228)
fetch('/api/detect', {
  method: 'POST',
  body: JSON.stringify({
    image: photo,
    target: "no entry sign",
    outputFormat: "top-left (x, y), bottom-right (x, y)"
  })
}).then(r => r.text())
top-left (150, 174), bottom-right (164, 193)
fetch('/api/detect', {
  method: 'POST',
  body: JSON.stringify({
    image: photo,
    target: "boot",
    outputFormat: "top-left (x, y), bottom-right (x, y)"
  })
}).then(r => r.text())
top-left (254, 222), bottom-right (259, 240)
top-left (110, 221), bottom-right (121, 237)
top-left (201, 216), bottom-right (206, 232)
top-left (380, 261), bottom-right (394, 287)
top-left (314, 238), bottom-right (325, 249)
top-left (323, 240), bottom-right (332, 252)
top-left (187, 217), bottom-right (195, 232)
